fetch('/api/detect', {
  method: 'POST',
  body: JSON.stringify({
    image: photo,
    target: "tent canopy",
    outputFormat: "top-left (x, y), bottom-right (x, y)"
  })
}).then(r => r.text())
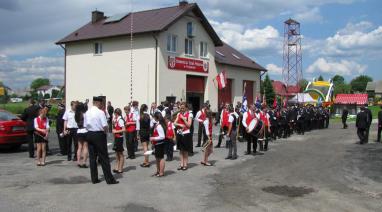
top-left (288, 93), bottom-right (316, 103)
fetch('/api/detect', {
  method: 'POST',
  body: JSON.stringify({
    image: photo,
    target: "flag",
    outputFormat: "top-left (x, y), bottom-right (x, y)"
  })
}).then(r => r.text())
top-left (215, 71), bottom-right (227, 90)
top-left (283, 98), bottom-right (287, 108)
top-left (273, 97), bottom-right (277, 109)
top-left (241, 82), bottom-right (248, 112)
top-left (255, 96), bottom-right (261, 109)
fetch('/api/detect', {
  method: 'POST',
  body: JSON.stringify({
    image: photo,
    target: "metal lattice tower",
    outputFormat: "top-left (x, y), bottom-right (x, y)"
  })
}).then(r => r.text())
top-left (282, 18), bottom-right (302, 88)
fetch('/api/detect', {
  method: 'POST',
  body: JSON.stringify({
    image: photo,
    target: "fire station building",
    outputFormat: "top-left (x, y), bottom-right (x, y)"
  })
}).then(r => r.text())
top-left (56, 1), bottom-right (266, 111)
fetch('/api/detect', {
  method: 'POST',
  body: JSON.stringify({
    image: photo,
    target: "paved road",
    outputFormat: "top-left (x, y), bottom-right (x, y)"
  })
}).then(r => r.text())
top-left (0, 122), bottom-right (381, 212)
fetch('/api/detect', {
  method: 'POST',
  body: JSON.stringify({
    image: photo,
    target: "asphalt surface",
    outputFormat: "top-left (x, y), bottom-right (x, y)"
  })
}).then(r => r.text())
top-left (0, 122), bottom-right (381, 212)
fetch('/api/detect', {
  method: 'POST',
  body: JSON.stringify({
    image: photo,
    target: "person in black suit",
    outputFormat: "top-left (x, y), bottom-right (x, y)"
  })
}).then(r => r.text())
top-left (364, 104), bottom-right (372, 143)
top-left (356, 107), bottom-right (369, 144)
top-left (56, 103), bottom-right (67, 155)
top-left (21, 99), bottom-right (40, 158)
top-left (342, 108), bottom-right (349, 129)
top-left (377, 105), bottom-right (382, 142)
top-left (107, 101), bottom-right (114, 133)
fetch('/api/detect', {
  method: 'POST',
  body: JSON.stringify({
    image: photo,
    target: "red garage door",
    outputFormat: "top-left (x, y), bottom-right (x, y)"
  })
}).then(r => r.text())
top-left (218, 79), bottom-right (232, 105)
top-left (186, 75), bottom-right (205, 93)
top-left (243, 80), bottom-right (254, 105)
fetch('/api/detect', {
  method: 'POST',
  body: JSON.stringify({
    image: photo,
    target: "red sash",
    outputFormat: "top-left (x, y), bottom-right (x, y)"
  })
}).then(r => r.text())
top-left (222, 109), bottom-right (229, 127)
top-left (245, 111), bottom-right (254, 126)
top-left (36, 116), bottom-right (47, 137)
top-left (177, 112), bottom-right (190, 132)
top-left (166, 122), bottom-right (174, 139)
top-left (114, 116), bottom-right (123, 138)
top-left (125, 113), bottom-right (136, 133)
top-left (260, 112), bottom-right (269, 126)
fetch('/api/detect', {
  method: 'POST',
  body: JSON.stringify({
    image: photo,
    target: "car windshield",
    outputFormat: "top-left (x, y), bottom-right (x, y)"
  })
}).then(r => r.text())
top-left (0, 111), bottom-right (19, 121)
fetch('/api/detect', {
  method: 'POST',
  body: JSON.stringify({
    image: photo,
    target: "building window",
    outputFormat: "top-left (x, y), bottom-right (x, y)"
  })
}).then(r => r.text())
top-left (187, 22), bottom-right (194, 37)
top-left (185, 38), bottom-right (193, 56)
top-left (200, 42), bottom-right (208, 58)
top-left (167, 34), bottom-right (177, 53)
top-left (94, 42), bottom-right (102, 55)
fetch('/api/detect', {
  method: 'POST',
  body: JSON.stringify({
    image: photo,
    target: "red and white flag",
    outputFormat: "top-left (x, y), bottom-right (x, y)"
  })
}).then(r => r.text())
top-left (215, 71), bottom-right (227, 90)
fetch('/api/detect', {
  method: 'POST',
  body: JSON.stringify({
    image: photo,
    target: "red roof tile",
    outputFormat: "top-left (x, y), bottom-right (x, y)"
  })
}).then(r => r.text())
top-left (334, 94), bottom-right (368, 105)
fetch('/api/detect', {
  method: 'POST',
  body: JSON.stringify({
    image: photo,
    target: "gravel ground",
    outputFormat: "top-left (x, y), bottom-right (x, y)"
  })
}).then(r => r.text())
top-left (0, 122), bottom-right (381, 212)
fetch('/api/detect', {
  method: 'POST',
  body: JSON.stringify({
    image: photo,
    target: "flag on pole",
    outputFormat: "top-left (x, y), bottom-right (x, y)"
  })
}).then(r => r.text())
top-left (273, 97), bottom-right (277, 109)
top-left (283, 98), bottom-right (287, 108)
top-left (241, 82), bottom-right (248, 112)
top-left (215, 71), bottom-right (227, 90)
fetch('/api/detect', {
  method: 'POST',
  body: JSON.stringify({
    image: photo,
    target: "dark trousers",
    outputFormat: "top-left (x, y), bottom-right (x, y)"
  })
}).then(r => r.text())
top-left (377, 126), bottom-right (381, 142)
top-left (87, 132), bottom-right (115, 184)
top-left (125, 131), bottom-right (136, 158)
top-left (57, 132), bottom-right (67, 155)
top-left (67, 128), bottom-right (78, 160)
top-left (342, 119), bottom-right (348, 129)
top-left (217, 126), bottom-right (228, 147)
top-left (196, 122), bottom-right (204, 146)
top-left (26, 130), bottom-right (35, 157)
top-left (262, 127), bottom-right (270, 151)
top-left (270, 125), bottom-right (277, 140)
top-left (165, 140), bottom-right (174, 160)
top-left (365, 127), bottom-right (370, 143)
top-left (325, 118), bottom-right (330, 128)
top-left (245, 132), bottom-right (257, 153)
top-left (357, 128), bottom-right (366, 144)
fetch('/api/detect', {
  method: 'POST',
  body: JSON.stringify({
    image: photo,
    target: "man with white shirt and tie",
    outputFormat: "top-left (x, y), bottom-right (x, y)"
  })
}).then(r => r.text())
top-left (63, 101), bottom-right (79, 161)
top-left (85, 96), bottom-right (118, 185)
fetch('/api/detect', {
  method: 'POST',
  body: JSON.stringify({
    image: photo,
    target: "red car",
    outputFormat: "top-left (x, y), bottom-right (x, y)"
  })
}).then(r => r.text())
top-left (0, 110), bottom-right (27, 149)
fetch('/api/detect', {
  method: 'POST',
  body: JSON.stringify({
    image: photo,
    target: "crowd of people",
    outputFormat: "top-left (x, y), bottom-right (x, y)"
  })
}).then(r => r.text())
top-left (21, 97), bottom-right (344, 184)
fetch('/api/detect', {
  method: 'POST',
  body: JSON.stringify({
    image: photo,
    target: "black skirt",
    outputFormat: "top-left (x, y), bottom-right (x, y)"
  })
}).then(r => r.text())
top-left (113, 137), bottom-right (124, 152)
top-left (154, 142), bottom-right (165, 159)
top-left (139, 129), bottom-right (150, 143)
top-left (177, 133), bottom-right (192, 153)
top-left (35, 134), bottom-right (48, 143)
top-left (77, 132), bottom-right (87, 141)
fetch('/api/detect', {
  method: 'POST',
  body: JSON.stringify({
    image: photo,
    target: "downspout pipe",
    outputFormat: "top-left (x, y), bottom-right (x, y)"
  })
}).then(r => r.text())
top-left (152, 34), bottom-right (158, 104)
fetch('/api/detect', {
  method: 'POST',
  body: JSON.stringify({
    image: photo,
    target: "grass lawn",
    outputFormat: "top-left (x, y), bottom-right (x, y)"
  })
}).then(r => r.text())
top-left (0, 101), bottom-right (58, 118)
top-left (369, 105), bottom-right (381, 119)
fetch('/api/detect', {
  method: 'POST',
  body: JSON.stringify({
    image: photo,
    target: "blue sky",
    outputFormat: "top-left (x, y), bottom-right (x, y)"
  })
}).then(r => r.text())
top-left (0, 0), bottom-right (381, 89)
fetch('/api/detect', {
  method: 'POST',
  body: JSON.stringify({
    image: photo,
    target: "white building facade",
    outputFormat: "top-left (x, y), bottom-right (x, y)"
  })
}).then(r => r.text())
top-left (57, 2), bottom-right (266, 112)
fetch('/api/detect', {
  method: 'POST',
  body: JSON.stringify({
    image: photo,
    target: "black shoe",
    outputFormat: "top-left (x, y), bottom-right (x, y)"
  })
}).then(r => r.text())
top-left (195, 145), bottom-right (201, 147)
top-left (215, 145), bottom-right (221, 148)
top-left (107, 180), bottom-right (119, 185)
top-left (129, 156), bottom-right (136, 159)
top-left (29, 155), bottom-right (35, 158)
top-left (225, 156), bottom-right (232, 160)
top-left (244, 151), bottom-right (251, 155)
top-left (67, 158), bottom-right (72, 161)
top-left (92, 180), bottom-right (101, 184)
top-left (231, 156), bottom-right (237, 160)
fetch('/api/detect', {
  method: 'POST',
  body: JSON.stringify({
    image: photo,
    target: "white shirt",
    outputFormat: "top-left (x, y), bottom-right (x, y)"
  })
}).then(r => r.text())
top-left (195, 110), bottom-right (206, 123)
top-left (115, 116), bottom-right (125, 128)
top-left (63, 110), bottom-right (78, 129)
top-left (85, 106), bottom-right (108, 132)
top-left (228, 112), bottom-right (239, 123)
top-left (77, 114), bottom-right (88, 134)
top-left (34, 117), bottom-right (50, 129)
top-left (203, 118), bottom-right (211, 136)
top-left (242, 111), bottom-right (253, 128)
top-left (152, 124), bottom-right (165, 141)
top-left (131, 107), bottom-right (140, 130)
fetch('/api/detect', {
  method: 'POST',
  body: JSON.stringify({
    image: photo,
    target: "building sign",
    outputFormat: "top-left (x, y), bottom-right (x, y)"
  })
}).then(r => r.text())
top-left (168, 56), bottom-right (209, 73)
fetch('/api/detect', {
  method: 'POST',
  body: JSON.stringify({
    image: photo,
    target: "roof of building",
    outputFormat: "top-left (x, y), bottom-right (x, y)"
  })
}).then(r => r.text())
top-left (366, 81), bottom-right (382, 93)
top-left (56, 3), bottom-right (222, 46)
top-left (215, 42), bottom-right (266, 71)
top-left (272, 80), bottom-right (300, 96)
top-left (334, 94), bottom-right (368, 105)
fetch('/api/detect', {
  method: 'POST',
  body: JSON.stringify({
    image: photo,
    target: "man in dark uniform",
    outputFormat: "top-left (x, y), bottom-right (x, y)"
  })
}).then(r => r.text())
top-left (356, 107), bottom-right (369, 144)
top-left (342, 108), bottom-right (349, 129)
top-left (56, 103), bottom-right (67, 155)
top-left (324, 108), bottom-right (330, 128)
top-left (269, 108), bottom-right (278, 140)
top-left (377, 105), bottom-right (382, 142)
top-left (21, 99), bottom-right (40, 158)
top-left (364, 103), bottom-right (372, 143)
top-left (85, 96), bottom-right (118, 184)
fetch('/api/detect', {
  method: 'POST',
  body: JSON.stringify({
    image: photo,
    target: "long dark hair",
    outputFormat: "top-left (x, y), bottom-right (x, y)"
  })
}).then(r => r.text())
top-left (75, 102), bottom-right (87, 127)
top-left (153, 111), bottom-right (166, 137)
top-left (140, 104), bottom-right (148, 117)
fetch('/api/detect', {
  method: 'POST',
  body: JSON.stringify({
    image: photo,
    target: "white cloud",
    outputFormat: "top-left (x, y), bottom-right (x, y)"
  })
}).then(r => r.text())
top-left (266, 63), bottom-right (283, 75)
top-left (294, 7), bottom-right (323, 23)
top-left (211, 21), bottom-right (282, 55)
top-left (306, 57), bottom-right (367, 76)
top-left (0, 56), bottom-right (64, 89)
top-left (306, 21), bottom-right (382, 58)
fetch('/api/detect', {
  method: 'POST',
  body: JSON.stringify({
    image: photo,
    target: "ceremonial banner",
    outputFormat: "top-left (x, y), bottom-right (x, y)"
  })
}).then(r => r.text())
top-left (215, 71), bottom-right (227, 90)
top-left (168, 56), bottom-right (209, 73)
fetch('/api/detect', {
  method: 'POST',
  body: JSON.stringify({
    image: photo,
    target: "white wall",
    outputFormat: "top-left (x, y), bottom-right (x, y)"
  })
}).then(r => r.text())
top-left (65, 34), bottom-right (156, 110)
top-left (157, 11), bottom-right (219, 111)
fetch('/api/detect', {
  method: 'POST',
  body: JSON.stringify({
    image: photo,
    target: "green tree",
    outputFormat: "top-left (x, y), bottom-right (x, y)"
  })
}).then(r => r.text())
top-left (318, 75), bottom-right (324, 81)
top-left (43, 93), bottom-right (51, 99)
top-left (334, 83), bottom-right (351, 96)
top-left (51, 89), bottom-right (59, 98)
top-left (298, 78), bottom-right (309, 92)
top-left (263, 74), bottom-right (275, 106)
top-left (332, 75), bottom-right (345, 85)
top-left (30, 78), bottom-right (50, 91)
top-left (350, 75), bottom-right (372, 93)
